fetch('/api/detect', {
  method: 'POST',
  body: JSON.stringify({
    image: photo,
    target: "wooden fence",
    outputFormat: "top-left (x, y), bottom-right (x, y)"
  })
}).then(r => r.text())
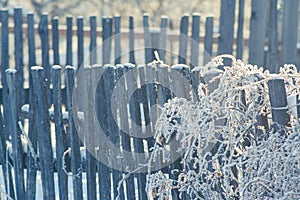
top-left (0, 0), bottom-right (299, 199)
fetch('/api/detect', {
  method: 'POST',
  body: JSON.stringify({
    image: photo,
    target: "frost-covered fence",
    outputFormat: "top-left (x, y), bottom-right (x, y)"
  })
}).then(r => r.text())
top-left (2, 58), bottom-right (297, 200)
top-left (1, 1), bottom-right (300, 199)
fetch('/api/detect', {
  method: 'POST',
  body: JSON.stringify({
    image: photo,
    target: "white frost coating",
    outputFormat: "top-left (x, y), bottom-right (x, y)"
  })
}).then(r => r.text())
top-left (65, 65), bottom-right (75, 70)
top-left (31, 66), bottom-right (43, 70)
top-left (171, 64), bottom-right (188, 70)
top-left (52, 65), bottom-right (61, 70)
top-left (77, 111), bottom-right (84, 121)
top-left (5, 68), bottom-right (17, 74)
top-left (21, 104), bottom-right (30, 113)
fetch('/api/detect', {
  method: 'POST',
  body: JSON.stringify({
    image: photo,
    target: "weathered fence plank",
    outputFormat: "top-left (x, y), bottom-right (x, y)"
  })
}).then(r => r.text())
top-left (218, 0), bottom-right (236, 56)
top-left (14, 8), bottom-right (25, 108)
top-left (28, 13), bottom-right (37, 67)
top-left (159, 16), bottom-right (168, 61)
top-left (31, 66), bottom-right (55, 200)
top-left (204, 17), bottom-right (213, 65)
top-left (66, 16), bottom-right (73, 66)
top-left (82, 66), bottom-right (97, 200)
top-left (6, 69), bottom-right (25, 200)
top-left (114, 16), bottom-right (121, 64)
top-left (77, 17), bottom-right (84, 69)
top-left (236, 0), bottom-right (245, 60)
top-left (190, 13), bottom-right (200, 68)
top-left (281, 0), bottom-right (299, 67)
top-left (268, 79), bottom-right (289, 128)
top-left (89, 16), bottom-right (97, 65)
top-left (52, 17), bottom-right (60, 65)
top-left (143, 14), bottom-right (152, 64)
top-left (129, 16), bottom-right (136, 64)
top-left (65, 66), bottom-right (83, 200)
top-left (267, 0), bottom-right (279, 73)
top-left (0, 9), bottom-right (15, 199)
top-left (52, 66), bottom-right (68, 200)
top-left (249, 0), bottom-right (268, 67)
top-left (102, 17), bottom-right (113, 65)
top-left (178, 14), bottom-right (189, 64)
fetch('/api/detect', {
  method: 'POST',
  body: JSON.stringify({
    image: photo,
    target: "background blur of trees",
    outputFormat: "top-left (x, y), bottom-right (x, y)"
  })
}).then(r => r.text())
top-left (0, 0), bottom-right (252, 29)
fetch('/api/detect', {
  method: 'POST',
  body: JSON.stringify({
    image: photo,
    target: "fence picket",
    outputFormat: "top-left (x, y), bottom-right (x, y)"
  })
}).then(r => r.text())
top-left (31, 66), bottom-right (55, 200)
top-left (178, 14), bottom-right (189, 64)
top-left (89, 16), bottom-right (97, 65)
top-left (6, 69), bottom-right (26, 200)
top-left (65, 66), bottom-right (83, 200)
top-left (129, 16), bottom-right (136, 64)
top-left (77, 17), bottom-right (84, 69)
top-left (102, 17), bottom-right (113, 65)
top-left (190, 13), bottom-right (200, 69)
top-left (52, 17), bottom-right (60, 65)
top-left (52, 66), bottom-right (68, 200)
top-left (114, 16), bottom-right (121, 65)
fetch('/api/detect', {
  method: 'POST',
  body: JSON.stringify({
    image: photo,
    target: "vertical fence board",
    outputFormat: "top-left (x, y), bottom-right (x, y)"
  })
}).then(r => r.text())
top-left (89, 16), bottom-right (97, 65)
top-left (249, 0), bottom-right (268, 67)
top-left (114, 16), bottom-right (121, 64)
top-left (6, 69), bottom-right (25, 200)
top-left (124, 63), bottom-right (147, 200)
top-left (159, 16), bottom-right (168, 61)
top-left (77, 17), bottom-right (84, 69)
top-left (116, 65), bottom-right (136, 200)
top-left (143, 14), bottom-right (152, 64)
top-left (14, 8), bottom-right (25, 108)
top-left (0, 9), bottom-right (15, 199)
top-left (52, 17), bottom-right (60, 65)
top-left (178, 14), bottom-right (189, 64)
top-left (204, 17), bottom-right (214, 65)
top-left (82, 66), bottom-right (97, 200)
top-left (129, 16), bottom-right (136, 64)
top-left (66, 16), bottom-right (73, 66)
top-left (28, 13), bottom-right (37, 67)
top-left (190, 13), bottom-right (200, 69)
top-left (236, 0), bottom-right (245, 60)
top-left (65, 66), bottom-right (83, 200)
top-left (31, 66), bottom-right (55, 200)
top-left (268, 79), bottom-right (289, 128)
top-left (218, 0), bottom-right (236, 56)
top-left (281, 0), bottom-right (299, 66)
top-left (102, 17), bottom-right (113, 65)
top-left (267, 0), bottom-right (279, 73)
top-left (26, 13), bottom-right (38, 200)
top-left (94, 65), bottom-right (112, 200)
top-left (52, 66), bottom-right (68, 200)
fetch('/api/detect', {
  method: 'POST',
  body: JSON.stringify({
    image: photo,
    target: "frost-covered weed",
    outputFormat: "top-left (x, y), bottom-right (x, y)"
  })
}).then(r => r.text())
top-left (146, 55), bottom-right (300, 199)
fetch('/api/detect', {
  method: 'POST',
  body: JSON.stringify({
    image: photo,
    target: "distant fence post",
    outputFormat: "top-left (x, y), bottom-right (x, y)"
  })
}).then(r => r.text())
top-left (236, 0), bottom-right (245, 60)
top-left (89, 16), bottom-right (97, 65)
top-left (249, 0), bottom-right (268, 67)
top-left (114, 16), bottom-right (121, 64)
top-left (66, 16), bottom-right (73, 66)
top-left (190, 13), bottom-right (200, 69)
top-left (281, 0), bottom-right (299, 67)
top-left (159, 16), bottom-right (168, 62)
top-left (178, 14), bottom-right (189, 64)
top-left (102, 17), bottom-right (113, 65)
top-left (217, 0), bottom-right (236, 56)
top-left (14, 8), bottom-right (25, 108)
top-left (129, 16), bottom-right (136, 64)
top-left (143, 14), bottom-right (152, 64)
top-left (77, 17), bottom-right (84, 69)
top-left (28, 13), bottom-right (37, 67)
top-left (52, 17), bottom-right (60, 65)
top-left (204, 17), bottom-right (213, 65)
top-left (267, 0), bottom-right (279, 73)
